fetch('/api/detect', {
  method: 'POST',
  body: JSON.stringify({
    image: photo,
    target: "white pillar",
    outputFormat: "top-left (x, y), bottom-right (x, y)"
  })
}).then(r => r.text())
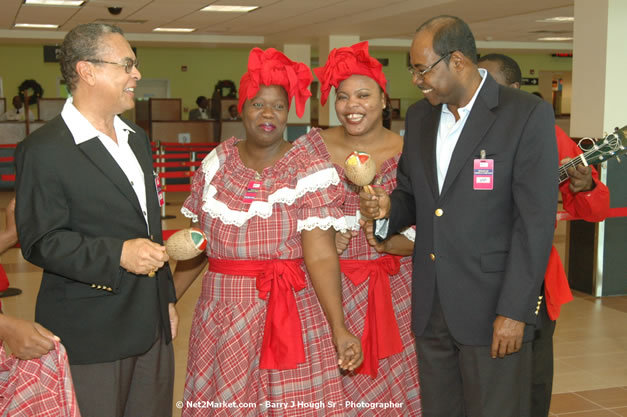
top-left (317, 35), bottom-right (360, 127)
top-left (570, 0), bottom-right (627, 297)
top-left (570, 0), bottom-right (627, 137)
top-left (283, 44), bottom-right (311, 124)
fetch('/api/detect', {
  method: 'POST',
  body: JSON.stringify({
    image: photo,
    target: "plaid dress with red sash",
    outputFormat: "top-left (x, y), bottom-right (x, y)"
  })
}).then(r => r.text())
top-left (0, 341), bottom-right (81, 417)
top-left (180, 136), bottom-right (348, 416)
top-left (302, 129), bottom-right (422, 416)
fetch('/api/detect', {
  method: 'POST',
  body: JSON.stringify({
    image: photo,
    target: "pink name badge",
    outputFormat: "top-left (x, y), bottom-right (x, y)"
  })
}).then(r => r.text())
top-left (473, 159), bottom-right (494, 190)
top-left (243, 180), bottom-right (262, 202)
top-left (154, 175), bottom-right (165, 207)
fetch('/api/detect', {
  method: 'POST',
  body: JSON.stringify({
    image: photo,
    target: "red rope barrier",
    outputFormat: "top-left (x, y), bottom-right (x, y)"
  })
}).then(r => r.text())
top-left (151, 153), bottom-right (192, 160)
top-left (153, 161), bottom-right (201, 168)
top-left (159, 171), bottom-right (193, 178)
top-left (162, 184), bottom-right (191, 192)
top-left (557, 208), bottom-right (627, 221)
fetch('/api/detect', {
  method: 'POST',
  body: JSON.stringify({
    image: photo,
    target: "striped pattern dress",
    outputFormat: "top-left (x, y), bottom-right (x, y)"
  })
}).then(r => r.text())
top-left (302, 128), bottom-right (422, 416)
top-left (180, 136), bottom-right (348, 416)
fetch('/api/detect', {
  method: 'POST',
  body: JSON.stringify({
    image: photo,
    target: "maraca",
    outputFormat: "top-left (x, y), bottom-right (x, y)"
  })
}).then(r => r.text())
top-left (165, 227), bottom-right (207, 261)
top-left (344, 151), bottom-right (376, 189)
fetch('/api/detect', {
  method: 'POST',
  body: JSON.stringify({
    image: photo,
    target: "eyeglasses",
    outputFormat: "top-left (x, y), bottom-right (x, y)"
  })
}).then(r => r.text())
top-left (86, 58), bottom-right (139, 73)
top-left (408, 51), bottom-right (453, 79)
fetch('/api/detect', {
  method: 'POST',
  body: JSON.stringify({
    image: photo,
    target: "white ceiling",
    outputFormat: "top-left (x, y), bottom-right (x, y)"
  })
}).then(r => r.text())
top-left (0, 0), bottom-right (575, 52)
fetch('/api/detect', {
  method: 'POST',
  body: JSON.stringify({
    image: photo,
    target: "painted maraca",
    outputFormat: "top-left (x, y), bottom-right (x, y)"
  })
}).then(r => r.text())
top-left (165, 227), bottom-right (207, 260)
top-left (344, 151), bottom-right (376, 188)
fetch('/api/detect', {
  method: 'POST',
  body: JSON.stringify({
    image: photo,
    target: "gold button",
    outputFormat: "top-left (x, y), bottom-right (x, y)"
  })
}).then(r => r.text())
top-left (91, 284), bottom-right (96, 288)
top-left (539, 295), bottom-right (543, 300)
top-left (435, 208), bottom-right (444, 217)
top-left (107, 287), bottom-right (112, 292)
top-left (430, 253), bottom-right (436, 261)
top-left (97, 285), bottom-right (102, 289)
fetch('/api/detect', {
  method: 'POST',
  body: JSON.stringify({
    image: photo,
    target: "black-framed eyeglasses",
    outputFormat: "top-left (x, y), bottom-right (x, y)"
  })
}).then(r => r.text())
top-left (408, 51), bottom-right (454, 79)
top-left (86, 58), bottom-right (139, 73)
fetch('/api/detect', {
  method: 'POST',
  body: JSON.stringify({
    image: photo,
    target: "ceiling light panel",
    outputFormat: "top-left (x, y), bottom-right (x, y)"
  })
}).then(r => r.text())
top-left (23, 0), bottom-right (84, 6)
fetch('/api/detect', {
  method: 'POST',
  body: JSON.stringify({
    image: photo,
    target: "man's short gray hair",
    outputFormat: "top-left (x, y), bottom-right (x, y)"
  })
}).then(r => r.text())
top-left (58, 23), bottom-right (124, 92)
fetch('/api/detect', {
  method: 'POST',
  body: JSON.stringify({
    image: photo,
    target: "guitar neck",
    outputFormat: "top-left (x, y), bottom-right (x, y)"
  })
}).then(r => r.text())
top-left (558, 154), bottom-right (587, 184)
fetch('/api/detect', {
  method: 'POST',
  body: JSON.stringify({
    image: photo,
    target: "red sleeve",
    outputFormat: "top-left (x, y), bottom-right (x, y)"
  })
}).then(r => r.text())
top-left (557, 125), bottom-right (610, 222)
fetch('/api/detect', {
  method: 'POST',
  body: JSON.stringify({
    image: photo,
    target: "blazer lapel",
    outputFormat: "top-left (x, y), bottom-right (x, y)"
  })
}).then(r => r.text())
top-left (77, 137), bottom-right (143, 213)
top-left (440, 76), bottom-right (499, 198)
top-left (128, 131), bottom-right (162, 238)
top-left (419, 105), bottom-right (441, 200)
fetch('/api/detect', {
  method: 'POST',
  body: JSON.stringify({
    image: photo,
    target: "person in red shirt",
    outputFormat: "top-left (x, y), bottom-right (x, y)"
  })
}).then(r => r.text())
top-left (478, 53), bottom-right (610, 417)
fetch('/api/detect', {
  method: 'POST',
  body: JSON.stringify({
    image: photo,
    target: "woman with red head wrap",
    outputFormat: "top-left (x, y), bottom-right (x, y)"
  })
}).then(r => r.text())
top-left (173, 47), bottom-right (362, 416)
top-left (301, 41), bottom-right (422, 415)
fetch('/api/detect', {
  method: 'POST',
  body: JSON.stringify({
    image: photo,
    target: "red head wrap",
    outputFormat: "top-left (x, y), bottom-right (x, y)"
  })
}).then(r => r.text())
top-left (314, 41), bottom-right (387, 106)
top-left (238, 48), bottom-right (313, 118)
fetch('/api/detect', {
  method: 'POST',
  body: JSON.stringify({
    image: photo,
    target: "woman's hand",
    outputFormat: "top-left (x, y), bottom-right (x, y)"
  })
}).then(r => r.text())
top-left (333, 326), bottom-right (363, 371)
top-left (335, 230), bottom-right (358, 255)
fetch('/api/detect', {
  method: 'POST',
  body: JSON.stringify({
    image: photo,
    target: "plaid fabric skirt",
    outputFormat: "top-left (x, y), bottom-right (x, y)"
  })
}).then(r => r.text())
top-left (0, 341), bottom-right (81, 417)
top-left (182, 271), bottom-right (346, 416)
top-left (340, 257), bottom-right (422, 416)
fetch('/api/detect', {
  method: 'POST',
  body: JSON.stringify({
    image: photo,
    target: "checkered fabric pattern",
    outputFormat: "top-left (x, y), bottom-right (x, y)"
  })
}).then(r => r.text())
top-left (0, 341), bottom-right (81, 417)
top-left (180, 137), bottom-right (347, 416)
top-left (303, 129), bottom-right (422, 416)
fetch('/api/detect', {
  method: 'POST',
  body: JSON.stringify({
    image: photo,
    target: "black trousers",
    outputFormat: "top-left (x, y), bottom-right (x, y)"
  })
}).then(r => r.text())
top-left (531, 303), bottom-right (556, 417)
top-left (70, 330), bottom-right (174, 417)
top-left (416, 294), bottom-right (531, 417)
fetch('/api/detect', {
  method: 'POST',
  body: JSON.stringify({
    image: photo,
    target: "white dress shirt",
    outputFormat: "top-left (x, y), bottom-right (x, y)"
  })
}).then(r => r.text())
top-left (61, 97), bottom-right (150, 232)
top-left (436, 68), bottom-right (488, 193)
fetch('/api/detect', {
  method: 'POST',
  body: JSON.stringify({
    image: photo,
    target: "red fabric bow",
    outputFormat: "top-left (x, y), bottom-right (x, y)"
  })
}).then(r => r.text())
top-left (238, 48), bottom-right (313, 118)
top-left (314, 41), bottom-right (387, 106)
top-left (339, 255), bottom-right (403, 378)
top-left (208, 258), bottom-right (307, 370)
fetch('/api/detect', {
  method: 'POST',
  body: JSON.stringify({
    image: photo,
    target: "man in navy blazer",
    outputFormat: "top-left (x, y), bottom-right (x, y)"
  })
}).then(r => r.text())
top-left (15, 23), bottom-right (177, 417)
top-left (361, 16), bottom-right (557, 417)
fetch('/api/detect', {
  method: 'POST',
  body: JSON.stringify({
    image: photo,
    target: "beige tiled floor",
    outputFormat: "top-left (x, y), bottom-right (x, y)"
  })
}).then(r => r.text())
top-left (2, 190), bottom-right (627, 416)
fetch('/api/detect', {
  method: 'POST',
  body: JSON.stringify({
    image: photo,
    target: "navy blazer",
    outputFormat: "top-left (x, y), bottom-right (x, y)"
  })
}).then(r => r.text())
top-left (15, 115), bottom-right (176, 364)
top-left (387, 74), bottom-right (558, 345)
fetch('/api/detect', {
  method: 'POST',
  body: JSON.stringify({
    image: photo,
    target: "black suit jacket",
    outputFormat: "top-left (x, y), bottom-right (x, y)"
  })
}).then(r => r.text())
top-left (387, 74), bottom-right (558, 345)
top-left (15, 115), bottom-right (176, 364)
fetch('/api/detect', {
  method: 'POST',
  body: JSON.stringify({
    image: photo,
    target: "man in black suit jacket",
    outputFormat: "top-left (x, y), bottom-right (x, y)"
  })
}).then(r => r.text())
top-left (15, 23), bottom-right (177, 417)
top-left (361, 16), bottom-right (558, 417)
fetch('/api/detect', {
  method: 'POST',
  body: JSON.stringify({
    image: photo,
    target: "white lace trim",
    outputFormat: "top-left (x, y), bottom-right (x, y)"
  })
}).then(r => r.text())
top-left (181, 206), bottom-right (198, 223)
top-left (400, 227), bottom-right (416, 242)
top-left (197, 155), bottom-right (341, 226)
top-left (180, 149), bottom-right (220, 222)
top-left (297, 216), bottom-right (348, 233)
top-left (345, 207), bottom-right (416, 242)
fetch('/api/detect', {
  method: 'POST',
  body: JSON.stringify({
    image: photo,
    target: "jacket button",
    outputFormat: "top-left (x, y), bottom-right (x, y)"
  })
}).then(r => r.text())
top-left (91, 284), bottom-right (97, 288)
top-left (430, 253), bottom-right (436, 261)
top-left (435, 208), bottom-right (444, 217)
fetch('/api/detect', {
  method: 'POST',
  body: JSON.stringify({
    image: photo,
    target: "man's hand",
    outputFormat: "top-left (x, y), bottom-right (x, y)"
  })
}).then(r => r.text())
top-left (359, 219), bottom-right (386, 253)
top-left (0, 315), bottom-right (59, 360)
top-left (359, 186), bottom-right (391, 220)
top-left (168, 303), bottom-right (179, 340)
top-left (120, 238), bottom-right (168, 275)
top-left (491, 315), bottom-right (525, 358)
top-left (562, 157), bottom-right (594, 194)
top-left (336, 230), bottom-right (357, 255)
